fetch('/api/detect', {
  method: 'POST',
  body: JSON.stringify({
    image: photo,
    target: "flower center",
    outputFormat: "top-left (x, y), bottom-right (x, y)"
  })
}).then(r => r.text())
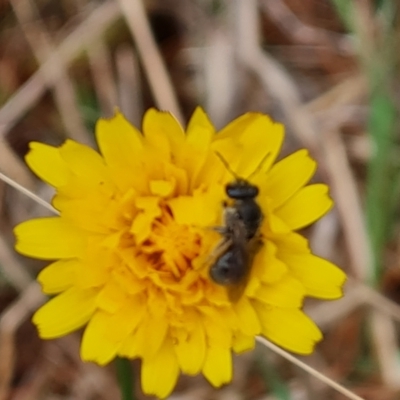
top-left (140, 206), bottom-right (202, 280)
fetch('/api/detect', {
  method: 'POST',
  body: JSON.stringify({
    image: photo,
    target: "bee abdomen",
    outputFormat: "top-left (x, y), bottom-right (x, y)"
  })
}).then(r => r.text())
top-left (209, 243), bottom-right (249, 285)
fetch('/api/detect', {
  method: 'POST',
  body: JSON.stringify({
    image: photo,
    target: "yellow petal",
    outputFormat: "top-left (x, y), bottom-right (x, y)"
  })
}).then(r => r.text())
top-left (190, 150), bottom-right (226, 191)
top-left (264, 150), bottom-right (317, 208)
top-left (235, 121), bottom-right (284, 178)
top-left (80, 311), bottom-right (118, 365)
top-left (186, 107), bottom-right (215, 149)
top-left (150, 180), bottom-right (174, 197)
top-left (272, 231), bottom-right (310, 254)
top-left (213, 113), bottom-right (284, 177)
top-left (116, 298), bottom-right (147, 358)
top-left (37, 258), bottom-right (79, 294)
top-left (178, 108), bottom-right (216, 187)
top-left (144, 128), bottom-right (171, 162)
top-left (133, 314), bottom-right (169, 360)
top-left (74, 244), bottom-right (113, 289)
top-left (53, 195), bottom-right (122, 233)
top-left (234, 297), bottom-right (261, 336)
top-left (202, 309), bottom-right (233, 348)
top-left (33, 287), bottom-right (97, 338)
top-left (111, 258), bottom-right (145, 294)
top-left (96, 280), bottom-right (129, 313)
top-left (59, 140), bottom-right (112, 187)
top-left (95, 111), bottom-right (146, 192)
top-left (53, 179), bottom-right (105, 204)
top-left (142, 108), bottom-right (185, 157)
top-left (174, 323), bottom-right (206, 375)
top-left (232, 332), bottom-right (255, 353)
top-left (168, 194), bottom-right (212, 226)
top-left (131, 196), bottom-right (162, 244)
top-left (106, 301), bottom-right (144, 342)
top-left (262, 212), bottom-right (292, 234)
top-left (25, 142), bottom-right (71, 187)
top-left (163, 162), bottom-right (189, 195)
top-left (168, 184), bottom-right (223, 227)
top-left (251, 241), bottom-right (288, 285)
top-left (274, 184), bottom-right (333, 230)
top-left (216, 112), bottom-right (263, 141)
top-left (202, 346), bottom-right (232, 387)
top-left (141, 336), bottom-right (180, 399)
top-left (82, 301), bottom-right (144, 365)
top-left (14, 217), bottom-right (85, 259)
top-left (255, 274), bottom-right (305, 308)
top-left (147, 289), bottom-right (169, 318)
top-left (281, 253), bottom-right (346, 299)
top-left (118, 334), bottom-right (140, 359)
top-left (255, 305), bottom-right (322, 354)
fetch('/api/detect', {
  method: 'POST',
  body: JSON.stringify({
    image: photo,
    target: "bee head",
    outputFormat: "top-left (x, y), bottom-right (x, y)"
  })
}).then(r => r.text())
top-left (226, 180), bottom-right (259, 200)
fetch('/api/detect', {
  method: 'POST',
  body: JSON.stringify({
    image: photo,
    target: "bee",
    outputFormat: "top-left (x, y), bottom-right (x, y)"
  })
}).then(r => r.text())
top-left (209, 152), bottom-right (268, 298)
top-left (209, 206), bottom-right (261, 286)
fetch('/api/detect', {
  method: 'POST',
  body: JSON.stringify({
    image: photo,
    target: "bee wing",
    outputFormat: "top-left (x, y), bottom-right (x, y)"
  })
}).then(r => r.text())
top-left (227, 236), bottom-right (263, 302)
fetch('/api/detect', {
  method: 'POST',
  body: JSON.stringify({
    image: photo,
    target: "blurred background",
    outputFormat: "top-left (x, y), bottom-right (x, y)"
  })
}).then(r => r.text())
top-left (0, 0), bottom-right (400, 399)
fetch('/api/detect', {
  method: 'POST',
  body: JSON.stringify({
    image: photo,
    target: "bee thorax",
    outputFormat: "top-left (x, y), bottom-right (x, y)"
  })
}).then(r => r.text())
top-left (235, 199), bottom-right (263, 239)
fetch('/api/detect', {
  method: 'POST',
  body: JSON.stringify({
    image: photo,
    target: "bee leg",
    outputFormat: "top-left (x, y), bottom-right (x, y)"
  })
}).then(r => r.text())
top-left (198, 224), bottom-right (229, 236)
top-left (212, 226), bottom-right (228, 235)
top-left (204, 238), bottom-right (231, 266)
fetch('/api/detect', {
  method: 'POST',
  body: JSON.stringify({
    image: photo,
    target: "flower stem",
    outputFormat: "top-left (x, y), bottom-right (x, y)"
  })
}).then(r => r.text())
top-left (116, 357), bottom-right (135, 400)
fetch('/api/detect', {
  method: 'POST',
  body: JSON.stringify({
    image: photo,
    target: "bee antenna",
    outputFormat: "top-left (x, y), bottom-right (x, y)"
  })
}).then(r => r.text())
top-left (215, 152), bottom-right (241, 180)
top-left (247, 151), bottom-right (272, 180)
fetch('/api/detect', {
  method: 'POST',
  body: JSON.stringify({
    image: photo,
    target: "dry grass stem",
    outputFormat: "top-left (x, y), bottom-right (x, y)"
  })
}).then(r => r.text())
top-left (0, 139), bottom-right (35, 191)
top-left (256, 336), bottom-right (365, 400)
top-left (0, 1), bottom-right (121, 137)
top-left (370, 310), bottom-right (400, 389)
top-left (307, 283), bottom-right (365, 329)
top-left (310, 211), bottom-right (339, 260)
top-left (115, 45), bottom-right (142, 125)
top-left (87, 41), bottom-right (119, 117)
top-left (54, 336), bottom-right (120, 399)
top-left (261, 0), bottom-right (352, 53)
top-left (10, 0), bottom-right (91, 144)
top-left (204, 30), bottom-right (236, 128)
top-left (360, 284), bottom-right (400, 322)
top-left (0, 283), bottom-right (44, 400)
top-left (235, 0), bottom-right (320, 155)
top-left (310, 281), bottom-right (400, 333)
top-left (304, 74), bottom-right (367, 114)
top-left (0, 172), bottom-right (59, 215)
top-left (117, 0), bottom-right (183, 123)
top-left (321, 129), bottom-right (371, 281)
top-left (304, 72), bottom-right (371, 281)
top-left (0, 235), bottom-right (33, 291)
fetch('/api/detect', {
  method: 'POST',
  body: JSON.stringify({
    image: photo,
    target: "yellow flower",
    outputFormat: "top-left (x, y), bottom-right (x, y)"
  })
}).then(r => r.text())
top-left (15, 108), bottom-right (346, 398)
